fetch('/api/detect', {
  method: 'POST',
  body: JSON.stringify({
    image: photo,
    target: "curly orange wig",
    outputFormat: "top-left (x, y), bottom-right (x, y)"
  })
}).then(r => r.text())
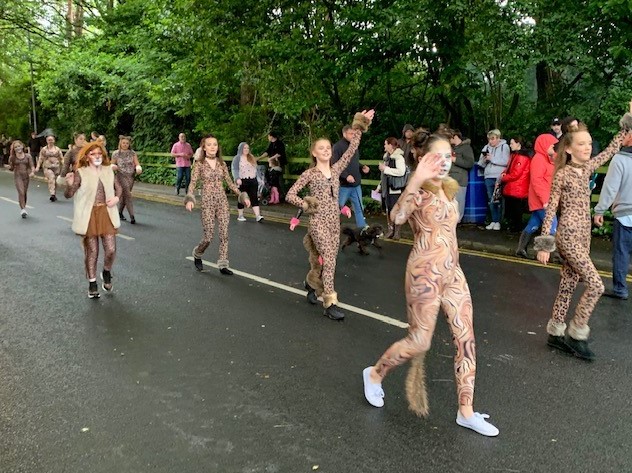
top-left (75, 142), bottom-right (111, 170)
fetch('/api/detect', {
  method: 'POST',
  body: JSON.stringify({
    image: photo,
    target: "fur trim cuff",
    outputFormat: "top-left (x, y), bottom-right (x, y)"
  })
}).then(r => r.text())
top-left (56, 175), bottom-right (66, 186)
top-left (218, 259), bottom-right (229, 269)
top-left (238, 192), bottom-right (249, 205)
top-left (534, 235), bottom-right (556, 253)
top-left (322, 292), bottom-right (338, 308)
top-left (192, 247), bottom-right (203, 259)
top-left (568, 319), bottom-right (590, 341)
top-left (546, 320), bottom-right (567, 337)
top-left (620, 112), bottom-right (632, 131)
top-left (351, 112), bottom-right (370, 132)
top-left (184, 194), bottom-right (196, 207)
top-left (303, 196), bottom-right (319, 214)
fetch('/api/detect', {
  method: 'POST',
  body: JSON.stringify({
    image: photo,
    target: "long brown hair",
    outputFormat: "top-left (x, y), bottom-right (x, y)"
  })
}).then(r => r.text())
top-left (117, 135), bottom-right (133, 151)
top-left (75, 142), bottom-right (111, 169)
top-left (554, 123), bottom-right (589, 173)
top-left (9, 140), bottom-right (26, 160)
top-left (198, 134), bottom-right (224, 164)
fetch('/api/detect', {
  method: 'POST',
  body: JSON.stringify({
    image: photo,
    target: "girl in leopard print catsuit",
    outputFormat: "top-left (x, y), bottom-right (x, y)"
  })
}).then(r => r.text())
top-left (285, 110), bottom-right (374, 321)
top-left (185, 135), bottom-right (250, 276)
top-left (536, 106), bottom-right (632, 361)
top-left (362, 129), bottom-right (499, 437)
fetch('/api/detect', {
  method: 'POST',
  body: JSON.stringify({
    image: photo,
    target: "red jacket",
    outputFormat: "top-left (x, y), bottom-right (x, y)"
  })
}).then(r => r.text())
top-left (528, 134), bottom-right (558, 211)
top-left (501, 151), bottom-right (531, 198)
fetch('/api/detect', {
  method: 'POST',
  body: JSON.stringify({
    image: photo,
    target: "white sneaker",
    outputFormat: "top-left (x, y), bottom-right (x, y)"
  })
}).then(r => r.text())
top-left (456, 411), bottom-right (499, 437)
top-left (21, 209), bottom-right (28, 218)
top-left (256, 215), bottom-right (264, 222)
top-left (485, 222), bottom-right (495, 230)
top-left (492, 222), bottom-right (501, 230)
top-left (362, 367), bottom-right (385, 407)
top-left (237, 216), bottom-right (246, 222)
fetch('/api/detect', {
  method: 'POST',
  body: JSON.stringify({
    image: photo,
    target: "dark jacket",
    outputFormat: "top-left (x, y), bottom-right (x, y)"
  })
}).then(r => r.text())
top-left (266, 140), bottom-right (286, 167)
top-left (332, 138), bottom-right (361, 188)
top-left (449, 138), bottom-right (475, 187)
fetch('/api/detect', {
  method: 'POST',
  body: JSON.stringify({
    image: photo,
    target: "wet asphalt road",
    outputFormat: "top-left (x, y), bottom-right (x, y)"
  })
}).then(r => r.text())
top-left (1, 171), bottom-right (632, 473)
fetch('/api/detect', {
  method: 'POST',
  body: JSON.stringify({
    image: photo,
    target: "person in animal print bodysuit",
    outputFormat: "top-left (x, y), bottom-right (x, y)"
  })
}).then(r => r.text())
top-left (285, 110), bottom-right (374, 321)
top-left (535, 103), bottom-right (632, 361)
top-left (112, 135), bottom-right (142, 224)
top-left (35, 134), bottom-right (64, 201)
top-left (362, 129), bottom-right (499, 437)
top-left (64, 141), bottom-right (122, 299)
top-left (8, 140), bottom-right (35, 218)
top-left (185, 134), bottom-right (250, 276)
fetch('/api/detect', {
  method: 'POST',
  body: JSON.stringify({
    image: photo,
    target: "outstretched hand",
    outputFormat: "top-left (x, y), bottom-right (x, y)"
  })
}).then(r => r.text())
top-left (411, 153), bottom-right (443, 185)
top-left (360, 109), bottom-right (375, 123)
top-left (186, 202), bottom-right (194, 212)
top-left (537, 251), bottom-right (550, 265)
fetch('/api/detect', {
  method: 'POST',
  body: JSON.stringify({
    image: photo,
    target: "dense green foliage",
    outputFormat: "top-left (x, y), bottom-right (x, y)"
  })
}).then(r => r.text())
top-left (1, 0), bottom-right (632, 160)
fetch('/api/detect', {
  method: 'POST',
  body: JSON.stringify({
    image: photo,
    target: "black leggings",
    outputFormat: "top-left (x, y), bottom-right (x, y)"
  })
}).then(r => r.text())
top-left (238, 177), bottom-right (259, 209)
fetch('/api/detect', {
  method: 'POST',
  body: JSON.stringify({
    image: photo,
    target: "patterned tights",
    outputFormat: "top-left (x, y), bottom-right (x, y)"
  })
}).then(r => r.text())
top-left (83, 235), bottom-right (117, 280)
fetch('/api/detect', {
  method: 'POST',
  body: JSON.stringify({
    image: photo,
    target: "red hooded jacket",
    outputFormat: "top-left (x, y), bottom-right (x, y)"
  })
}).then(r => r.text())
top-left (528, 134), bottom-right (558, 211)
top-left (501, 150), bottom-right (531, 198)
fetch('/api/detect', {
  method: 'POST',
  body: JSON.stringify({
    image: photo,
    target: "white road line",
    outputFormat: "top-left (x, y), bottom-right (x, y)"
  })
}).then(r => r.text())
top-left (56, 216), bottom-right (135, 240)
top-left (186, 256), bottom-right (409, 329)
top-left (0, 196), bottom-right (34, 209)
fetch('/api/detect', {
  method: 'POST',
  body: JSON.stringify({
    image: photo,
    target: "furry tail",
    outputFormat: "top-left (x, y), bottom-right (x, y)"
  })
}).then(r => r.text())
top-left (405, 353), bottom-right (429, 417)
top-left (341, 227), bottom-right (355, 238)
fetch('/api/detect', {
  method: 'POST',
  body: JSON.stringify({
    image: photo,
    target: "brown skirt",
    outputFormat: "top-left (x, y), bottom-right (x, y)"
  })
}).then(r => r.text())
top-left (85, 205), bottom-right (117, 237)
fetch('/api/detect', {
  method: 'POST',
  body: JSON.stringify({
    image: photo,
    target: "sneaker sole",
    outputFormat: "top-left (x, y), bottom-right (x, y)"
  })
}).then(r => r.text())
top-left (101, 272), bottom-right (113, 292)
top-left (88, 293), bottom-right (100, 299)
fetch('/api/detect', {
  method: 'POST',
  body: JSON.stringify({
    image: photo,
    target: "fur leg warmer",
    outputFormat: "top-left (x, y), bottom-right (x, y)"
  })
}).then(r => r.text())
top-left (568, 319), bottom-right (590, 341)
top-left (534, 235), bottom-right (556, 253)
top-left (303, 234), bottom-right (324, 296)
top-left (406, 353), bottom-right (429, 418)
top-left (546, 319), bottom-right (567, 337)
top-left (322, 292), bottom-right (339, 309)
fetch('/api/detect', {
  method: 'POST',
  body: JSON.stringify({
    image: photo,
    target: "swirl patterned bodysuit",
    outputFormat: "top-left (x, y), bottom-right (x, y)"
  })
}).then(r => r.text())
top-left (113, 149), bottom-right (138, 218)
top-left (374, 177), bottom-right (476, 409)
top-left (38, 146), bottom-right (63, 196)
top-left (9, 154), bottom-right (34, 209)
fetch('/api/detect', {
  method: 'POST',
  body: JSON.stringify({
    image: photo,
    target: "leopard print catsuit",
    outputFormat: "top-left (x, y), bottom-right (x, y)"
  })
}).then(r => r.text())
top-left (113, 150), bottom-right (137, 218)
top-left (38, 145), bottom-right (63, 196)
top-left (374, 178), bottom-right (476, 407)
top-left (542, 130), bottom-right (627, 336)
top-left (285, 131), bottom-right (362, 302)
top-left (9, 154), bottom-right (34, 209)
top-left (187, 158), bottom-right (241, 269)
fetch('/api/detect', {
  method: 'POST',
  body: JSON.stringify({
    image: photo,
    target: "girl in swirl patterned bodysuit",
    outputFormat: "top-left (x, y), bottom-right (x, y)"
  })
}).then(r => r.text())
top-left (362, 130), bottom-right (499, 437)
top-left (8, 140), bottom-right (35, 218)
top-left (536, 106), bottom-right (632, 361)
top-left (285, 111), bottom-right (373, 321)
top-left (36, 134), bottom-right (64, 201)
top-left (112, 136), bottom-right (142, 224)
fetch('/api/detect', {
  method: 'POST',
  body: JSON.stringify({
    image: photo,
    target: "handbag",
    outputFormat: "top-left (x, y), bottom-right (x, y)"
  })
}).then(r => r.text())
top-left (387, 166), bottom-right (410, 190)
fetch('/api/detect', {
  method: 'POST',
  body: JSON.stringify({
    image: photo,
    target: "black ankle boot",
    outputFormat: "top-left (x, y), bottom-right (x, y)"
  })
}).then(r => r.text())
top-left (324, 304), bottom-right (345, 320)
top-left (304, 281), bottom-right (318, 305)
top-left (88, 281), bottom-right (100, 299)
top-left (194, 257), bottom-right (203, 271)
top-left (130, 216), bottom-right (136, 224)
top-left (547, 335), bottom-right (571, 353)
top-left (101, 270), bottom-right (113, 291)
top-left (119, 212), bottom-right (127, 221)
top-left (515, 231), bottom-right (532, 258)
top-left (220, 267), bottom-right (233, 275)
top-left (564, 336), bottom-right (595, 361)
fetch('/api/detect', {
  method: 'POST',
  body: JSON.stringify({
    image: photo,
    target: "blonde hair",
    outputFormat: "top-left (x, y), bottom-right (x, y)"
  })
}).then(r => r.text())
top-left (487, 129), bottom-right (502, 139)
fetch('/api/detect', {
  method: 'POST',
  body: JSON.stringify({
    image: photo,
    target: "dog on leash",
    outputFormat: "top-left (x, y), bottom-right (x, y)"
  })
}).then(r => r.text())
top-left (340, 225), bottom-right (384, 255)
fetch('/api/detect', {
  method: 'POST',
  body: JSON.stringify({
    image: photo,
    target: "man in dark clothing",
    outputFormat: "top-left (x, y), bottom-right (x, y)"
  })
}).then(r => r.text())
top-left (548, 117), bottom-right (562, 139)
top-left (449, 130), bottom-right (475, 223)
top-left (28, 131), bottom-right (41, 164)
top-left (331, 125), bottom-right (370, 229)
top-left (260, 132), bottom-right (287, 199)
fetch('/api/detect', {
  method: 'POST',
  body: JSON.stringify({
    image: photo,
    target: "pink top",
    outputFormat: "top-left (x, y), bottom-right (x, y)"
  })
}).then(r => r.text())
top-left (239, 158), bottom-right (257, 179)
top-left (171, 141), bottom-right (194, 168)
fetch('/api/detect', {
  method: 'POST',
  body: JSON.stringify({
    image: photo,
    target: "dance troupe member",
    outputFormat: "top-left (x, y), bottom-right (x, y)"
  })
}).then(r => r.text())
top-left (8, 140), bottom-right (35, 218)
top-left (362, 129), bottom-right (499, 437)
top-left (535, 104), bottom-right (632, 361)
top-left (112, 136), bottom-right (142, 224)
top-left (64, 141), bottom-right (121, 299)
top-left (59, 132), bottom-right (87, 183)
top-left (286, 110), bottom-right (374, 321)
top-left (185, 135), bottom-right (250, 275)
top-left (35, 134), bottom-right (64, 201)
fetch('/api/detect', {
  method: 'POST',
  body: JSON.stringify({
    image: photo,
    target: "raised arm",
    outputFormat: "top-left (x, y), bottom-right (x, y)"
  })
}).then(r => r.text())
top-left (588, 113), bottom-right (632, 172)
top-left (331, 111), bottom-right (373, 176)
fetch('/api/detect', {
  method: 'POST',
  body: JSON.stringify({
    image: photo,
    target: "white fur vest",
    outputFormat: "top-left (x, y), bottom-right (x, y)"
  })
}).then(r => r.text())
top-left (72, 166), bottom-right (120, 235)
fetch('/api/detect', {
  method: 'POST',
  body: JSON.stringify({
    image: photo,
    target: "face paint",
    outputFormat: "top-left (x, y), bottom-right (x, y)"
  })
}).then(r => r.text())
top-left (93, 158), bottom-right (103, 166)
top-left (14, 145), bottom-right (24, 153)
top-left (437, 152), bottom-right (452, 178)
